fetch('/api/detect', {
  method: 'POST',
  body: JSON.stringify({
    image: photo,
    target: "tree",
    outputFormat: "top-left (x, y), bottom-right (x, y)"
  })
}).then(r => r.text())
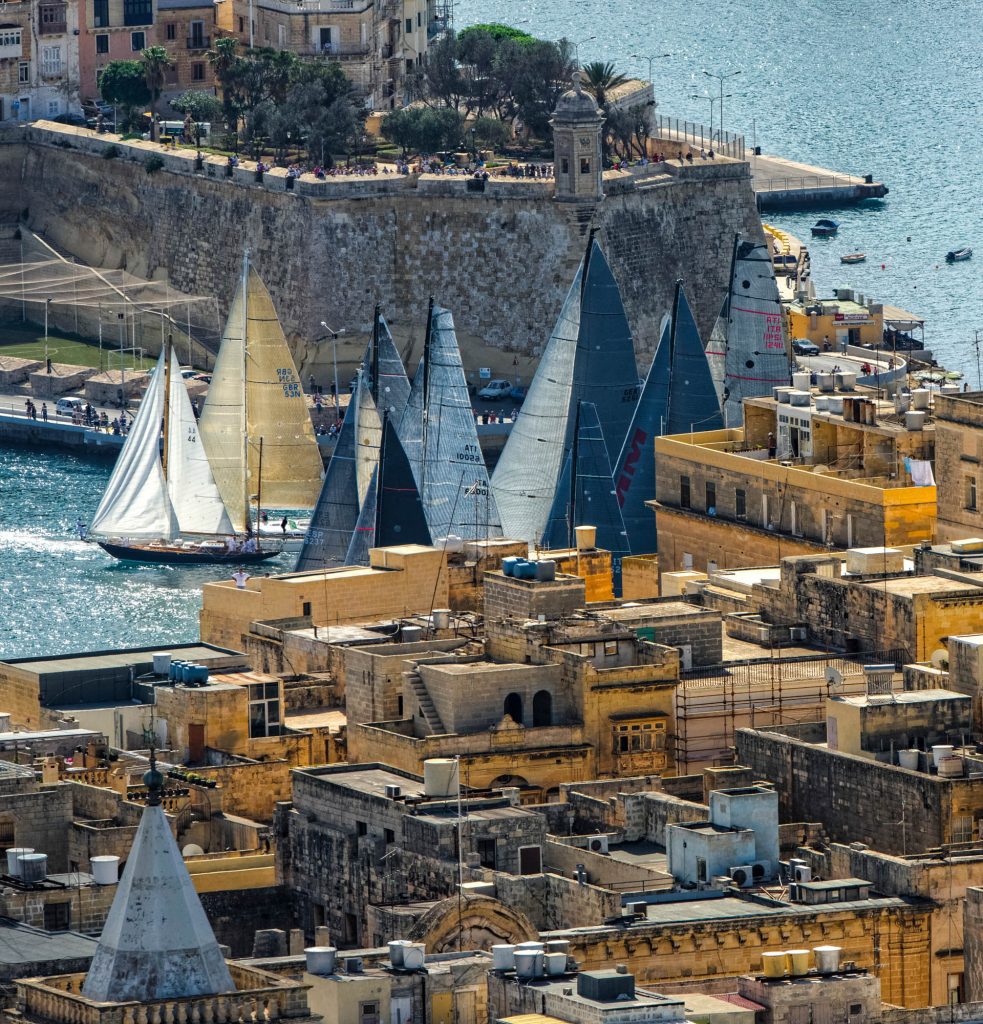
top-left (580, 60), bottom-right (628, 112)
top-left (422, 32), bottom-right (466, 110)
top-left (207, 37), bottom-right (241, 130)
top-left (98, 61), bottom-right (151, 131)
top-left (473, 115), bottom-right (510, 151)
top-left (381, 106), bottom-right (463, 157)
top-left (606, 102), bottom-right (654, 160)
top-left (141, 46), bottom-right (173, 138)
top-left (511, 39), bottom-right (576, 138)
top-left (170, 90), bottom-right (223, 126)
top-left (458, 23), bottom-right (534, 46)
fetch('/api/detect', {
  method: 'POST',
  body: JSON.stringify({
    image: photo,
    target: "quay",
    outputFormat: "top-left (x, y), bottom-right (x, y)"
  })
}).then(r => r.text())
top-left (751, 152), bottom-right (888, 210)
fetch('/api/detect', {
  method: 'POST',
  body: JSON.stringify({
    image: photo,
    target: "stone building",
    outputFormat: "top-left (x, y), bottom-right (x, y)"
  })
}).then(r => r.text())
top-left (932, 391), bottom-right (983, 543)
top-left (77, 0), bottom-right (157, 102)
top-left (0, 760), bottom-right (75, 872)
top-left (156, 0), bottom-right (218, 104)
top-left (785, 287), bottom-right (887, 348)
top-left (0, 0), bottom-right (80, 122)
top-left (214, 0), bottom-right (434, 109)
top-left (652, 383), bottom-right (937, 577)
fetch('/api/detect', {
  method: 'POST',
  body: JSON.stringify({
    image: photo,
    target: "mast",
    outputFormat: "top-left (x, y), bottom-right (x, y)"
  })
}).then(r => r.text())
top-left (256, 437), bottom-right (263, 545)
top-left (374, 411), bottom-right (387, 540)
top-left (568, 400), bottom-right (581, 550)
top-left (371, 304), bottom-right (381, 404)
top-left (581, 226), bottom-right (597, 301)
top-left (420, 296), bottom-right (434, 500)
top-left (241, 250), bottom-right (250, 534)
top-left (161, 333), bottom-right (173, 482)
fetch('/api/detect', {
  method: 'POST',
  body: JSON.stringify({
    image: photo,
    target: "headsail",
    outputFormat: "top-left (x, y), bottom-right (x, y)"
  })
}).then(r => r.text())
top-left (705, 297), bottom-right (728, 408)
top-left (612, 317), bottom-right (671, 556)
top-left (721, 235), bottom-right (791, 426)
top-left (296, 377), bottom-right (360, 570)
top-left (89, 350), bottom-right (177, 540)
top-left (165, 348), bottom-right (234, 537)
top-left (344, 464), bottom-right (378, 567)
top-left (666, 281), bottom-right (724, 435)
top-left (491, 266), bottom-right (581, 544)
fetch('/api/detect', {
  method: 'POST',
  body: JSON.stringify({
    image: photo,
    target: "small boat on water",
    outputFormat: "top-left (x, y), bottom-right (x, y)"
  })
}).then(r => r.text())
top-left (946, 246), bottom-right (973, 263)
top-left (811, 219), bottom-right (839, 238)
top-left (841, 252), bottom-right (866, 264)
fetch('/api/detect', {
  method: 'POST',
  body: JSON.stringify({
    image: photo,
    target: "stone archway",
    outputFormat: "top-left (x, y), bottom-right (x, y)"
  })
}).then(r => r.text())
top-left (406, 894), bottom-right (538, 953)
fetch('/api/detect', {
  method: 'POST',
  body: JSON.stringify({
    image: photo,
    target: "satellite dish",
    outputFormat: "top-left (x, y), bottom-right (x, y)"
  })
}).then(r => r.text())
top-left (930, 649), bottom-right (949, 670)
top-left (181, 843), bottom-right (205, 858)
top-left (825, 667), bottom-right (843, 688)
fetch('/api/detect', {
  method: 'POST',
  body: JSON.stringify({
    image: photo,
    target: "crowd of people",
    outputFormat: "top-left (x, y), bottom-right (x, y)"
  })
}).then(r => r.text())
top-left (23, 399), bottom-right (47, 422)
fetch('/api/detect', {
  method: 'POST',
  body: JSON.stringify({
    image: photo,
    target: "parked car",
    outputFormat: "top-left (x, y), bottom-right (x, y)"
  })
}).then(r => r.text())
top-left (792, 339), bottom-right (820, 356)
top-left (56, 397), bottom-right (86, 417)
top-left (180, 369), bottom-right (199, 379)
top-left (478, 379), bottom-right (511, 399)
top-left (53, 113), bottom-right (87, 128)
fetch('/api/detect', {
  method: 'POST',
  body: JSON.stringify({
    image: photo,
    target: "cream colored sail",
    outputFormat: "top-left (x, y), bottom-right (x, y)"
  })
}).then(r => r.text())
top-left (242, 267), bottom-right (323, 510)
top-left (355, 376), bottom-right (382, 507)
top-left (166, 348), bottom-right (235, 537)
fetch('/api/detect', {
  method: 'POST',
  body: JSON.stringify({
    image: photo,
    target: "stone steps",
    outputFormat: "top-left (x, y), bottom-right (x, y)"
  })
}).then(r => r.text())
top-left (405, 670), bottom-right (445, 735)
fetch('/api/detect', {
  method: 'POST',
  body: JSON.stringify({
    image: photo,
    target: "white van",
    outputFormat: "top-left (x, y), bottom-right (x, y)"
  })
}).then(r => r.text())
top-left (56, 397), bottom-right (85, 417)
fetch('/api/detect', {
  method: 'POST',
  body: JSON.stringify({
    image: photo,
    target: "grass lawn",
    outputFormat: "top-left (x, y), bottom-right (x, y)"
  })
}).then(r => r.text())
top-left (0, 323), bottom-right (149, 371)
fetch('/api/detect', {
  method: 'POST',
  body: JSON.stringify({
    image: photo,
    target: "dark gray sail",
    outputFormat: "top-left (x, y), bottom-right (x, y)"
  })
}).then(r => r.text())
top-left (721, 235), bottom-right (792, 426)
top-left (295, 375), bottom-right (360, 571)
top-left (613, 317), bottom-right (671, 555)
top-left (667, 280), bottom-right (724, 434)
top-left (344, 465), bottom-right (378, 566)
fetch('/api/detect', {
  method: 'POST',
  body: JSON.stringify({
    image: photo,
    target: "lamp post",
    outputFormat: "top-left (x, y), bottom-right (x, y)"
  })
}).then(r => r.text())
top-left (572, 35), bottom-right (595, 66)
top-left (702, 68), bottom-right (741, 145)
top-left (319, 321), bottom-right (345, 411)
top-left (630, 52), bottom-right (670, 83)
top-left (44, 298), bottom-right (51, 371)
top-left (690, 92), bottom-right (730, 143)
top-left (470, 126), bottom-right (476, 162)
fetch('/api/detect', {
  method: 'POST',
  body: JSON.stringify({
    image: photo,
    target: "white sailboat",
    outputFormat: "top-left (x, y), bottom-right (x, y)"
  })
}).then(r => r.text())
top-left (88, 339), bottom-right (279, 564)
top-left (198, 253), bottom-right (323, 533)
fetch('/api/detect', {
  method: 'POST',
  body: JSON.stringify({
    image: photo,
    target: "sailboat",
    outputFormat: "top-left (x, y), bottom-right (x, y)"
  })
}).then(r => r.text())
top-left (708, 235), bottom-right (792, 427)
top-left (198, 254), bottom-right (323, 535)
top-left (492, 233), bottom-right (639, 546)
top-left (87, 339), bottom-right (278, 564)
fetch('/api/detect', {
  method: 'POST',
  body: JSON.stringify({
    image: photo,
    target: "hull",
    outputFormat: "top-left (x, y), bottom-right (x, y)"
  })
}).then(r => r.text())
top-left (841, 253), bottom-right (866, 263)
top-left (97, 541), bottom-right (280, 565)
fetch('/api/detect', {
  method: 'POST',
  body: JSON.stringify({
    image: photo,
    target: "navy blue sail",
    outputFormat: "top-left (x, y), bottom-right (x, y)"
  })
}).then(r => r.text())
top-left (542, 402), bottom-right (630, 593)
top-left (570, 237), bottom-right (640, 457)
top-left (612, 316), bottom-right (671, 555)
top-left (296, 382), bottom-right (359, 571)
top-left (344, 465), bottom-right (378, 566)
top-left (666, 281), bottom-right (724, 434)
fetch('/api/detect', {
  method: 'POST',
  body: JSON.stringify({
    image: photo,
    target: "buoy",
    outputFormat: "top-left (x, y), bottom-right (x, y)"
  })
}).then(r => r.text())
top-left (881, 264), bottom-right (886, 270)
top-left (906, 236), bottom-right (911, 242)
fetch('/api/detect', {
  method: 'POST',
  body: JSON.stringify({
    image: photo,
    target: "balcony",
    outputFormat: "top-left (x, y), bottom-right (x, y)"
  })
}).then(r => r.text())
top-left (41, 60), bottom-right (66, 78)
top-left (39, 5), bottom-right (68, 34)
top-left (186, 34), bottom-right (209, 48)
top-left (300, 40), bottom-right (370, 58)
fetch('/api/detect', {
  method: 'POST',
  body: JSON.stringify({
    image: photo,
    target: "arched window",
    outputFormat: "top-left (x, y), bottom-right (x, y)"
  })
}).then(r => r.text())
top-left (532, 690), bottom-right (552, 727)
top-left (504, 692), bottom-right (523, 725)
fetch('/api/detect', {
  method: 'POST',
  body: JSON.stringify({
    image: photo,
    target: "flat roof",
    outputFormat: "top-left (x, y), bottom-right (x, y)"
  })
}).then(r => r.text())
top-left (798, 877), bottom-right (870, 891)
top-left (832, 688), bottom-right (970, 707)
top-left (4, 643), bottom-right (243, 674)
top-left (299, 765), bottom-right (427, 799)
top-left (863, 575), bottom-right (981, 596)
top-left (600, 601), bottom-right (712, 621)
top-left (0, 921), bottom-right (98, 968)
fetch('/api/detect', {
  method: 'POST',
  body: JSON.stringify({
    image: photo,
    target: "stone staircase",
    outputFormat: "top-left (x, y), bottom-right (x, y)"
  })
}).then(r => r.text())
top-left (404, 670), bottom-right (446, 735)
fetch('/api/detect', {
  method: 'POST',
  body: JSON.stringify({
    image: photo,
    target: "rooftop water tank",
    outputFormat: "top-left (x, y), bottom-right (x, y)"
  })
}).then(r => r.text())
top-left (905, 410), bottom-right (926, 431)
top-left (152, 652), bottom-right (172, 677)
top-left (575, 525), bottom-right (596, 551)
top-left (911, 388), bottom-right (931, 410)
top-left (90, 855), bottom-right (120, 885)
top-left (432, 609), bottom-right (451, 630)
top-left (827, 396), bottom-right (844, 414)
top-left (402, 944), bottom-right (425, 970)
top-left (786, 949), bottom-right (810, 977)
top-left (818, 373), bottom-right (836, 393)
top-left (837, 371), bottom-right (857, 390)
top-left (789, 389), bottom-right (811, 407)
top-left (932, 744), bottom-right (955, 767)
top-left (423, 758), bottom-right (459, 797)
top-left (514, 950), bottom-right (544, 980)
top-left (774, 387), bottom-right (793, 404)
top-left (401, 625), bottom-right (424, 644)
top-left (792, 371), bottom-right (812, 391)
top-left (388, 939), bottom-right (410, 968)
top-left (6, 848), bottom-right (33, 878)
top-left (17, 853), bottom-right (47, 883)
top-left (304, 947), bottom-right (336, 975)
top-left (938, 755), bottom-right (963, 778)
top-left (898, 749), bottom-right (920, 770)
top-left (813, 945), bottom-right (841, 975)
top-left (545, 952), bottom-right (567, 976)
top-left (762, 951), bottom-right (787, 978)
top-left (492, 944), bottom-right (515, 971)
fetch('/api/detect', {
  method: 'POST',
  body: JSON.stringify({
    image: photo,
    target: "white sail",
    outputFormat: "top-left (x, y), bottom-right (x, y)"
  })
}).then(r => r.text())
top-left (166, 348), bottom-right (235, 537)
top-left (491, 265), bottom-right (582, 544)
top-left (89, 351), bottom-right (178, 540)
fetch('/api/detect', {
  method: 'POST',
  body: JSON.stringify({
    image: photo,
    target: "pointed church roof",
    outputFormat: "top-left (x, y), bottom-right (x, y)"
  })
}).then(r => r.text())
top-left (81, 763), bottom-right (234, 1004)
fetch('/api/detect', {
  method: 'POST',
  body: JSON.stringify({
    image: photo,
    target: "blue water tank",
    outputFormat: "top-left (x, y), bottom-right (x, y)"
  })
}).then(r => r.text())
top-left (169, 661), bottom-right (184, 681)
top-left (515, 560), bottom-right (537, 580)
top-left (503, 557), bottom-right (521, 577)
top-left (188, 665), bottom-right (209, 686)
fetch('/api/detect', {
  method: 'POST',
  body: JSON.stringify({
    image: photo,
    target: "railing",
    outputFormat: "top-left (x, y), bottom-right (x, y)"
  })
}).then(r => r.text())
top-left (680, 648), bottom-right (911, 687)
top-left (756, 174), bottom-right (863, 193)
top-left (654, 114), bottom-right (745, 160)
top-left (186, 34), bottom-right (209, 48)
top-left (299, 40), bottom-right (371, 57)
top-left (39, 18), bottom-right (67, 34)
top-left (41, 61), bottom-right (65, 78)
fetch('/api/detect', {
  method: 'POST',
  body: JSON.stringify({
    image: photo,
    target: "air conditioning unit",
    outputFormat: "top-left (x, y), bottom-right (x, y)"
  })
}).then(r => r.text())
top-left (627, 901), bottom-right (648, 917)
top-left (752, 861), bottom-right (771, 882)
top-left (789, 627), bottom-right (807, 641)
top-left (588, 835), bottom-right (609, 854)
top-left (730, 865), bottom-right (754, 888)
top-left (384, 784), bottom-right (402, 800)
top-left (711, 875), bottom-right (733, 891)
top-left (793, 864), bottom-right (812, 883)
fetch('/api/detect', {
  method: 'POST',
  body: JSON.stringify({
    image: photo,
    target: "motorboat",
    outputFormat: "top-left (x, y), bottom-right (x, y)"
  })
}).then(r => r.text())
top-left (811, 219), bottom-right (839, 238)
top-left (946, 246), bottom-right (972, 263)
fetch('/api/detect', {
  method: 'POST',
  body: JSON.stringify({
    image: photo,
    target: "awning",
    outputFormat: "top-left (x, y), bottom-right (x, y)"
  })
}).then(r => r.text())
top-left (881, 303), bottom-right (925, 329)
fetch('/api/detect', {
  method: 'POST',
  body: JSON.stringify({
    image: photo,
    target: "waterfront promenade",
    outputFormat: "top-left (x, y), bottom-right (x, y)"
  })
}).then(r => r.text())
top-left (751, 152), bottom-right (888, 209)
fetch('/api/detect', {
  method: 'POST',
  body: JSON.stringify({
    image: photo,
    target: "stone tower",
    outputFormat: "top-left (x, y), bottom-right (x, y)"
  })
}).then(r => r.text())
top-left (551, 72), bottom-right (605, 203)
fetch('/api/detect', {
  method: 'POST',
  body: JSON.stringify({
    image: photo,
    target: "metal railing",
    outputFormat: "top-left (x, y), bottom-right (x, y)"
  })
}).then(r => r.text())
top-left (298, 40), bottom-right (371, 57)
top-left (653, 114), bottom-right (745, 160)
top-left (186, 34), bottom-right (210, 48)
top-left (680, 647), bottom-right (911, 687)
top-left (755, 174), bottom-right (862, 192)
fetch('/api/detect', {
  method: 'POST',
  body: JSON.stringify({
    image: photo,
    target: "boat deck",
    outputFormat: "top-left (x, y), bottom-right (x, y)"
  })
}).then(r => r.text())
top-left (752, 153), bottom-right (888, 210)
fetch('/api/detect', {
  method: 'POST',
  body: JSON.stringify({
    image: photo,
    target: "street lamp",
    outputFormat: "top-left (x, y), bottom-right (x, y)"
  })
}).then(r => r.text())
top-left (319, 321), bottom-right (345, 410)
top-left (630, 52), bottom-right (670, 83)
top-left (690, 92), bottom-right (730, 142)
top-left (470, 126), bottom-right (476, 161)
top-left (571, 35), bottom-right (595, 66)
top-left (702, 68), bottom-right (741, 144)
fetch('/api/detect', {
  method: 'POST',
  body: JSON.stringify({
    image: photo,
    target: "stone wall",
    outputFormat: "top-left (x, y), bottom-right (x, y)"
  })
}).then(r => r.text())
top-left (0, 782), bottom-right (74, 871)
top-left (0, 124), bottom-right (762, 372)
top-left (965, 887), bottom-right (983, 1002)
top-left (199, 885), bottom-right (300, 957)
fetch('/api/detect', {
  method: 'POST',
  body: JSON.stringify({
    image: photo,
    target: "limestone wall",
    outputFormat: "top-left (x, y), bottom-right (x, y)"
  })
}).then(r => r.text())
top-left (0, 125), bottom-right (763, 370)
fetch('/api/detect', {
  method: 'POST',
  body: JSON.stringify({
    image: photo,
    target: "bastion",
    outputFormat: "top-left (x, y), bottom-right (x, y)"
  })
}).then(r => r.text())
top-left (0, 121), bottom-right (762, 369)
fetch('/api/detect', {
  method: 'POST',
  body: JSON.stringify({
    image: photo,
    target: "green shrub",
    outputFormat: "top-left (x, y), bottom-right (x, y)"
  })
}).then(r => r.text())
top-left (102, 144), bottom-right (121, 159)
top-left (144, 155), bottom-right (165, 175)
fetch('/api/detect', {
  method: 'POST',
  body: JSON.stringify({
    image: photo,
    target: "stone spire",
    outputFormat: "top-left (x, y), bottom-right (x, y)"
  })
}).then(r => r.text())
top-left (81, 759), bottom-right (234, 1004)
top-left (551, 71), bottom-right (605, 203)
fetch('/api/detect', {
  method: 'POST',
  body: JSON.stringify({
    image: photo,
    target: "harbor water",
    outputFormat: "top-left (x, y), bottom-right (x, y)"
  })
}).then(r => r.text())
top-left (0, 446), bottom-right (292, 659)
top-left (462, 0), bottom-right (982, 379)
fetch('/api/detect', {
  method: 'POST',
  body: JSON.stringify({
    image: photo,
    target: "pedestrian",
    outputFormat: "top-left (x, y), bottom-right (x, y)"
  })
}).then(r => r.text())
top-left (30, 404), bottom-right (37, 421)
top-left (822, 335), bottom-right (831, 352)
top-left (309, 373), bottom-right (316, 393)
top-left (767, 432), bottom-right (777, 459)
top-left (232, 568), bottom-right (249, 589)
top-left (280, 515), bottom-right (288, 537)
top-left (41, 403), bottom-right (48, 422)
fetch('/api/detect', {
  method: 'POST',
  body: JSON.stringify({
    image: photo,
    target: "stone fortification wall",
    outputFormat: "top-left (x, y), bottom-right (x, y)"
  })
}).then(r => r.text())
top-left (0, 124), bottom-right (762, 368)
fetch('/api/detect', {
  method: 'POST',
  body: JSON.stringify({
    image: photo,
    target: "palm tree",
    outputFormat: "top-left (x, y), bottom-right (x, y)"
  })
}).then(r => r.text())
top-left (207, 36), bottom-right (241, 133)
top-left (581, 60), bottom-right (628, 112)
top-left (141, 46), bottom-right (172, 139)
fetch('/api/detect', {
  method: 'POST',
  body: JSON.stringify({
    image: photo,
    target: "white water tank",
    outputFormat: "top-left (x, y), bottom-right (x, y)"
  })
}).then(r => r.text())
top-left (814, 396), bottom-right (829, 411)
top-left (152, 652), bottom-right (172, 676)
top-left (423, 758), bottom-right (459, 797)
top-left (827, 396), bottom-right (844, 414)
top-left (813, 945), bottom-right (842, 974)
top-left (432, 609), bottom-right (451, 630)
top-left (898, 749), bottom-right (920, 770)
top-left (514, 951), bottom-right (544, 979)
top-left (546, 939), bottom-right (571, 956)
top-left (575, 525), bottom-right (596, 551)
top-left (492, 944), bottom-right (515, 971)
top-left (304, 947), bottom-right (336, 975)
top-left (837, 371), bottom-right (857, 390)
top-left (774, 387), bottom-right (793, 404)
top-left (789, 389), bottom-right (811, 407)
top-left (792, 371), bottom-right (812, 391)
top-left (818, 373), bottom-right (836, 393)
top-left (388, 939), bottom-right (410, 968)
top-left (6, 848), bottom-right (34, 877)
top-left (906, 410), bottom-right (926, 431)
top-left (911, 388), bottom-right (931, 410)
top-left (932, 744), bottom-right (955, 767)
top-left (545, 952), bottom-right (567, 976)
top-left (17, 853), bottom-right (47, 883)
top-left (402, 944), bottom-right (426, 970)
top-left (91, 855), bottom-right (120, 885)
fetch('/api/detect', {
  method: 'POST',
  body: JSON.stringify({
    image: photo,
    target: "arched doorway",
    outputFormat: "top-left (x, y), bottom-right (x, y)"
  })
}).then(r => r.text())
top-left (504, 692), bottom-right (523, 724)
top-left (532, 690), bottom-right (552, 727)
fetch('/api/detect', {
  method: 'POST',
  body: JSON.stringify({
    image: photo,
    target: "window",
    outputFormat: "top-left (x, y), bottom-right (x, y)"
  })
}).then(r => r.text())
top-left (95, 33), bottom-right (109, 52)
top-left (93, 0), bottom-right (109, 25)
top-left (383, 828), bottom-right (395, 845)
top-left (396, 695), bottom-right (403, 717)
top-left (302, 601), bottom-right (312, 616)
top-left (679, 474), bottom-right (691, 509)
top-left (532, 690), bottom-right (552, 727)
top-left (518, 845), bottom-right (542, 875)
top-left (39, 4), bottom-right (67, 34)
top-left (476, 837), bottom-right (497, 869)
top-left (0, 820), bottom-right (14, 852)
top-left (705, 480), bottom-right (716, 512)
top-left (238, 15), bottom-right (244, 31)
top-left (561, 157), bottom-right (569, 174)
top-left (360, 1003), bottom-right (380, 1024)
top-left (405, 17), bottom-right (412, 34)
top-left (41, 44), bottom-right (63, 76)
top-left (48, 99), bottom-right (60, 115)
top-left (1, 27), bottom-right (22, 48)
top-left (248, 681), bottom-right (282, 737)
top-left (19, 61), bottom-right (30, 83)
top-left (130, 30), bottom-right (145, 50)
top-left (123, 0), bottom-right (152, 26)
top-left (356, 820), bottom-right (368, 837)
top-left (580, 157), bottom-right (590, 174)
top-left (503, 692), bottom-right (523, 725)
top-left (967, 475), bottom-right (977, 511)
top-left (603, 639), bottom-right (618, 657)
top-left (192, 62), bottom-right (204, 80)
top-left (735, 487), bottom-right (746, 519)
top-left (613, 720), bottom-right (666, 754)
top-left (952, 815), bottom-right (974, 843)
top-left (417, 11), bottom-right (421, 26)
top-left (165, 22), bottom-right (175, 39)
top-left (43, 901), bottom-right (71, 931)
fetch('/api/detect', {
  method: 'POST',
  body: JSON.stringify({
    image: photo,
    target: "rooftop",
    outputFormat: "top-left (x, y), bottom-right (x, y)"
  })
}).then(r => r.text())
top-left (831, 688), bottom-right (970, 708)
top-left (861, 574), bottom-right (979, 596)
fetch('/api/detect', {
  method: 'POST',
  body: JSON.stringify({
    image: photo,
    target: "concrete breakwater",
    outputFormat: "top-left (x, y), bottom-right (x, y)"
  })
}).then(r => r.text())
top-left (0, 123), bottom-right (762, 371)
